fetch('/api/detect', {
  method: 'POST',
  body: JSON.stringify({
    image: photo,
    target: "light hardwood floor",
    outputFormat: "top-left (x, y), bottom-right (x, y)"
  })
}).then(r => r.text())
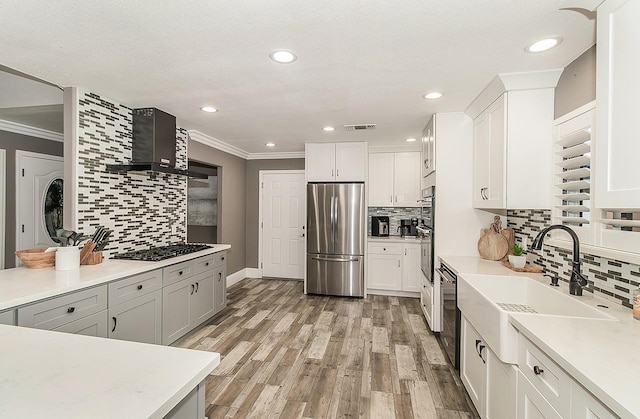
top-left (175, 278), bottom-right (479, 419)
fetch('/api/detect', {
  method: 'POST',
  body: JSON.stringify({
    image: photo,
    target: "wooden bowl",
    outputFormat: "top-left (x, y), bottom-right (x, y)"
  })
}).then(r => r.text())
top-left (15, 248), bottom-right (56, 268)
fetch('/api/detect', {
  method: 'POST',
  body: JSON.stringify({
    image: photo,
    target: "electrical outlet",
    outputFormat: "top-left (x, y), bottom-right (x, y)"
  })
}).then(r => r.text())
top-left (522, 237), bottom-right (528, 250)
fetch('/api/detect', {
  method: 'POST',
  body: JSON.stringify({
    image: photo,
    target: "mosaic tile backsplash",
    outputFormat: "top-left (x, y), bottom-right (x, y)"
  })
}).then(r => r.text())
top-left (368, 207), bottom-right (421, 236)
top-left (76, 91), bottom-right (187, 257)
top-left (508, 209), bottom-right (640, 309)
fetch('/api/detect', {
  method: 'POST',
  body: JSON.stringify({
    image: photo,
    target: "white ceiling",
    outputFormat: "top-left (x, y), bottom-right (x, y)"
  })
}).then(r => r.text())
top-left (0, 1), bottom-right (596, 153)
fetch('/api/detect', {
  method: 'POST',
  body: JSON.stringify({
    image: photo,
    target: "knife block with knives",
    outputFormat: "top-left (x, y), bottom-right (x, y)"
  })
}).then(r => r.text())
top-left (80, 241), bottom-right (103, 265)
top-left (79, 227), bottom-right (110, 265)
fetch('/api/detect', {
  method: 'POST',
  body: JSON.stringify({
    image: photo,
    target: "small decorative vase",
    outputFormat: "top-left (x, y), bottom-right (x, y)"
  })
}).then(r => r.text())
top-left (508, 254), bottom-right (527, 269)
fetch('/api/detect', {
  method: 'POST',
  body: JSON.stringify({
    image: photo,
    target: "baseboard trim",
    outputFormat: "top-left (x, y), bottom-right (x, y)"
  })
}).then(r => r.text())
top-left (367, 289), bottom-right (420, 298)
top-left (227, 267), bottom-right (264, 287)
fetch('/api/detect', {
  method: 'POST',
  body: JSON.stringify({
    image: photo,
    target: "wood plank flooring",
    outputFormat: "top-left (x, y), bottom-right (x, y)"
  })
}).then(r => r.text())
top-left (175, 278), bottom-right (479, 419)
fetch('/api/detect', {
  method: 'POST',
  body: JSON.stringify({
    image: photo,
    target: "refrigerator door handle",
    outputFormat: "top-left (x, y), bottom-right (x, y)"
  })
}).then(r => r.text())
top-left (311, 256), bottom-right (360, 263)
top-left (330, 195), bottom-right (336, 246)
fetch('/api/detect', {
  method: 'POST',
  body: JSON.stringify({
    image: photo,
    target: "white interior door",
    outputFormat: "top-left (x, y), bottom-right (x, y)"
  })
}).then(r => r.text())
top-left (16, 151), bottom-right (64, 259)
top-left (261, 171), bottom-right (305, 279)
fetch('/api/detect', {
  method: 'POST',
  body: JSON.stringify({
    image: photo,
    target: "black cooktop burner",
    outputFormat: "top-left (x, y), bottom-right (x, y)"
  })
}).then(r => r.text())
top-left (112, 243), bottom-right (212, 261)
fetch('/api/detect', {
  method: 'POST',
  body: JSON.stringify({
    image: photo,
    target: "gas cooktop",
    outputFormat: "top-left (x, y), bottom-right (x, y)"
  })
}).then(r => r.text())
top-left (112, 243), bottom-right (212, 261)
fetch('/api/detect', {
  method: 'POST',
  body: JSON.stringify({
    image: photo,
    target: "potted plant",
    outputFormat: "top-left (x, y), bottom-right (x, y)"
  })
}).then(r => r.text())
top-left (508, 243), bottom-right (527, 268)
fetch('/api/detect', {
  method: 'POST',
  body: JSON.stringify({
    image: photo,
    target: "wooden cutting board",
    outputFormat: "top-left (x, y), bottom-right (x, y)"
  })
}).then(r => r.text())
top-left (477, 216), bottom-right (510, 261)
top-left (478, 228), bottom-right (509, 260)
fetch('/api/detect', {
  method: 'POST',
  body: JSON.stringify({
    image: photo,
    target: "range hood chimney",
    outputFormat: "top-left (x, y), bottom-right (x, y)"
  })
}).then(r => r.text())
top-left (106, 107), bottom-right (206, 178)
top-left (132, 108), bottom-right (176, 166)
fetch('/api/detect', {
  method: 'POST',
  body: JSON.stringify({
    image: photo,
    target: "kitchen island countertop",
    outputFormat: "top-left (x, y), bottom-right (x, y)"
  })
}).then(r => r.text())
top-left (0, 244), bottom-right (231, 311)
top-left (0, 324), bottom-right (219, 418)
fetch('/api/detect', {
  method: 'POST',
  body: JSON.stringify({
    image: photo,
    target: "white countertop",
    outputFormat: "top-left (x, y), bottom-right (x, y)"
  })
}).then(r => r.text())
top-left (0, 324), bottom-right (220, 418)
top-left (0, 244), bottom-right (231, 311)
top-left (440, 255), bottom-right (639, 419)
top-left (368, 235), bottom-right (421, 243)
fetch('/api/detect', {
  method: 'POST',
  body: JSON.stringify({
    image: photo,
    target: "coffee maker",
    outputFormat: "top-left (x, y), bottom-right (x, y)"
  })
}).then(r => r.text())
top-left (399, 219), bottom-right (419, 237)
top-left (372, 216), bottom-right (390, 237)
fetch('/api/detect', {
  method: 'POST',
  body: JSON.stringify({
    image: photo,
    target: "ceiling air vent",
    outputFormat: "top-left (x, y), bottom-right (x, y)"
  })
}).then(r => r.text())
top-left (343, 124), bottom-right (376, 131)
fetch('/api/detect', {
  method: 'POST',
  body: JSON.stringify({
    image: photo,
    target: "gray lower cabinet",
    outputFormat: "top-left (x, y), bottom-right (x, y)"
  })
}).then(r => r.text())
top-left (162, 277), bottom-right (194, 345)
top-left (109, 289), bottom-right (163, 344)
top-left (0, 309), bottom-right (15, 325)
top-left (162, 271), bottom-right (216, 345)
top-left (164, 382), bottom-right (205, 419)
top-left (53, 310), bottom-right (108, 337)
top-left (17, 285), bottom-right (108, 331)
top-left (162, 253), bottom-right (227, 345)
top-left (107, 269), bottom-right (163, 344)
top-left (213, 265), bottom-right (227, 313)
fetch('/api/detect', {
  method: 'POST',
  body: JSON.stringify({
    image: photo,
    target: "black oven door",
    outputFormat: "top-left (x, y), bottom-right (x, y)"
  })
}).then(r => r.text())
top-left (418, 226), bottom-right (432, 283)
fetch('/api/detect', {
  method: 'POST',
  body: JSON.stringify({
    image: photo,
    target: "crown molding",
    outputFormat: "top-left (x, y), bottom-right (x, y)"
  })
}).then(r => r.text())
top-left (188, 130), bottom-right (249, 159)
top-left (187, 130), bottom-right (304, 160)
top-left (247, 152), bottom-right (304, 160)
top-left (0, 119), bottom-right (64, 142)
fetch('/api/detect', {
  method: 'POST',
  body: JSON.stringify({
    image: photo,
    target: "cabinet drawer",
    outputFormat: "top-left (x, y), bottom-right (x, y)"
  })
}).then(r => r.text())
top-left (193, 252), bottom-right (226, 275)
top-left (368, 242), bottom-right (402, 255)
top-left (108, 269), bottom-right (162, 306)
top-left (517, 334), bottom-right (571, 418)
top-left (0, 309), bottom-right (15, 325)
top-left (18, 285), bottom-right (107, 330)
top-left (52, 310), bottom-right (108, 338)
top-left (163, 260), bottom-right (195, 286)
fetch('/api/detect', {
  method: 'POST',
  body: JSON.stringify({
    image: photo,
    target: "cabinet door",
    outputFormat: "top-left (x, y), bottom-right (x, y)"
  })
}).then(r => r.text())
top-left (306, 143), bottom-right (336, 181)
top-left (394, 152), bottom-right (421, 207)
top-left (422, 116), bottom-right (435, 178)
top-left (192, 271), bottom-right (215, 326)
top-left (473, 95), bottom-right (506, 209)
top-left (53, 310), bottom-right (108, 338)
top-left (595, 0), bottom-right (640, 208)
top-left (367, 254), bottom-right (402, 290)
top-left (335, 142), bottom-right (367, 181)
top-left (368, 153), bottom-right (394, 206)
top-left (0, 309), bottom-right (15, 325)
top-left (109, 289), bottom-right (162, 345)
top-left (486, 348), bottom-right (516, 419)
top-left (163, 278), bottom-right (194, 345)
top-left (516, 370), bottom-right (562, 419)
top-left (460, 316), bottom-right (485, 415)
top-left (571, 382), bottom-right (618, 419)
top-left (401, 243), bottom-right (421, 292)
top-left (214, 265), bottom-right (227, 313)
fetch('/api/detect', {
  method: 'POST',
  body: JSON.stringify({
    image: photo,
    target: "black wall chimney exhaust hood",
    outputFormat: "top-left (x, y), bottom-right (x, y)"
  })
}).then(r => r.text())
top-left (106, 108), bottom-right (207, 179)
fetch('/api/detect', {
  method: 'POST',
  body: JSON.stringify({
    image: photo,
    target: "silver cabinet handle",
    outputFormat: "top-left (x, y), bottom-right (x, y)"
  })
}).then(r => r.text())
top-left (336, 169), bottom-right (339, 177)
top-left (398, 260), bottom-right (400, 267)
top-left (331, 169), bottom-right (334, 177)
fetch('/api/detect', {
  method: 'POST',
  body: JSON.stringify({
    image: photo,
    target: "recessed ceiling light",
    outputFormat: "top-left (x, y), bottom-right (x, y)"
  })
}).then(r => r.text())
top-left (423, 92), bottom-right (443, 100)
top-left (266, 142), bottom-right (276, 147)
top-left (323, 126), bottom-right (335, 132)
top-left (526, 37), bottom-right (563, 53)
top-left (269, 49), bottom-right (297, 64)
top-left (200, 106), bottom-right (218, 113)
top-left (406, 138), bottom-right (417, 142)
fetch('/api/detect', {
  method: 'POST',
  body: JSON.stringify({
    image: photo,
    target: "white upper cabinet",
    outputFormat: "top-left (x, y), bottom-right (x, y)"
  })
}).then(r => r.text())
top-left (595, 0), bottom-right (640, 208)
top-left (468, 71), bottom-right (560, 210)
top-left (421, 115), bottom-right (436, 179)
top-left (369, 152), bottom-right (421, 207)
top-left (306, 142), bottom-right (367, 182)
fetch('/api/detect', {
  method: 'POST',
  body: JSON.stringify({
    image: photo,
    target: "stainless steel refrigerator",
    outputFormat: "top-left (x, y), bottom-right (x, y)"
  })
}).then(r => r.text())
top-left (306, 183), bottom-right (365, 297)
